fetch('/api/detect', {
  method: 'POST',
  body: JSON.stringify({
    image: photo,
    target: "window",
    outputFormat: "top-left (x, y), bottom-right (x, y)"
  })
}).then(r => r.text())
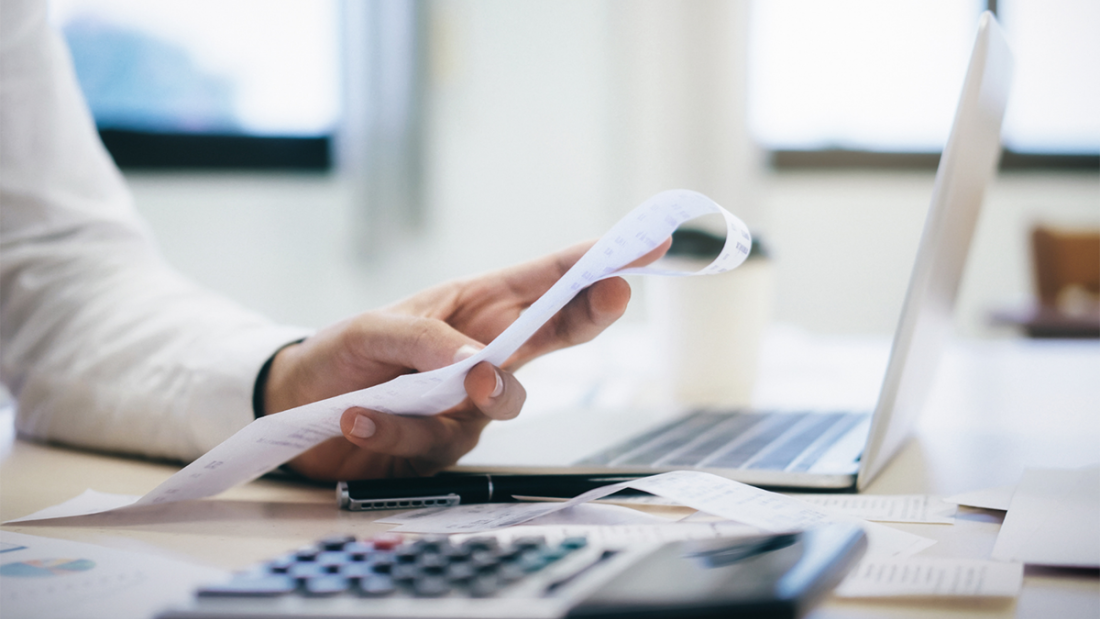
top-left (50, 0), bottom-right (341, 169)
top-left (748, 0), bottom-right (1099, 169)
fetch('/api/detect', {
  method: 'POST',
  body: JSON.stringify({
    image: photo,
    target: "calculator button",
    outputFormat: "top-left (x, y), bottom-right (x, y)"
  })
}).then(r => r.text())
top-left (288, 563), bottom-right (329, 580)
top-left (266, 556), bottom-right (296, 573)
top-left (413, 575), bottom-right (451, 598)
top-left (497, 563), bottom-right (526, 583)
top-left (304, 576), bottom-right (350, 596)
top-left (339, 563), bottom-right (374, 580)
top-left (318, 535), bottom-right (356, 551)
top-left (358, 575), bottom-right (397, 597)
top-left (369, 555), bottom-right (395, 574)
top-left (316, 551), bottom-right (349, 569)
top-left (446, 562), bottom-right (476, 583)
top-left (392, 563), bottom-right (421, 583)
top-left (561, 537), bottom-right (588, 550)
top-left (461, 537), bottom-right (498, 552)
top-left (343, 542), bottom-right (374, 559)
top-left (369, 534), bottom-right (404, 551)
top-left (468, 574), bottom-right (502, 598)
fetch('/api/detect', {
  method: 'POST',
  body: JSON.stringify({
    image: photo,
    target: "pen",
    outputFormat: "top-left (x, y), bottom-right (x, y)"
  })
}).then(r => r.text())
top-left (336, 474), bottom-right (648, 511)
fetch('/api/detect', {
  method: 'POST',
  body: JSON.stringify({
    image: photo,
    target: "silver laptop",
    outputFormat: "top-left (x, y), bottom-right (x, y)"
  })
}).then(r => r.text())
top-left (458, 13), bottom-right (1014, 492)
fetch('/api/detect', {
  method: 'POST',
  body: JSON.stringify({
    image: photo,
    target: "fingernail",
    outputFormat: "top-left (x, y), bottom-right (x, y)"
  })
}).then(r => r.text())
top-left (350, 414), bottom-right (376, 439)
top-left (453, 344), bottom-right (483, 363)
top-left (490, 370), bottom-right (504, 398)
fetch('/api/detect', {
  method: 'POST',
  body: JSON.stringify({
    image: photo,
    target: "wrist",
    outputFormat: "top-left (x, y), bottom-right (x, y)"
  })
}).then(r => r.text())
top-left (253, 339), bottom-right (306, 417)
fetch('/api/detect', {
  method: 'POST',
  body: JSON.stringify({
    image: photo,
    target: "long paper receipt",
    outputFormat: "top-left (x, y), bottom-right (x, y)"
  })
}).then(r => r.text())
top-left (61, 190), bottom-right (751, 513)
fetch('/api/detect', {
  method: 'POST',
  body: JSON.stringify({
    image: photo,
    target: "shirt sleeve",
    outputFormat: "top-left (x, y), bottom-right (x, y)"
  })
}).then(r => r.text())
top-left (0, 0), bottom-right (313, 462)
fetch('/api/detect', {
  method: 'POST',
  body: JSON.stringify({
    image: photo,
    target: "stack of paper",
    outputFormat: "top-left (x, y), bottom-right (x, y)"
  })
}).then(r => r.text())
top-left (989, 466), bottom-right (1100, 568)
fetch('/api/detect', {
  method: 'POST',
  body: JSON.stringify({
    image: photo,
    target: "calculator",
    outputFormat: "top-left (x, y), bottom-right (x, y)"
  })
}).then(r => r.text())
top-left (158, 523), bottom-right (865, 619)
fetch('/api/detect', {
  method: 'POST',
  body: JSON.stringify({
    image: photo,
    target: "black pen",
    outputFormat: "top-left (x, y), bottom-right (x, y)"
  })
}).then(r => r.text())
top-left (336, 474), bottom-right (648, 511)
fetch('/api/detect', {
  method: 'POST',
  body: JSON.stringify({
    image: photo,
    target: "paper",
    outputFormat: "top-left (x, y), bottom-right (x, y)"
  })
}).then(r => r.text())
top-left (944, 485), bottom-right (1015, 511)
top-left (991, 466), bottom-right (1100, 567)
top-left (6, 490), bottom-right (142, 524)
top-left (10, 190), bottom-right (751, 520)
top-left (453, 521), bottom-right (761, 547)
top-left (791, 494), bottom-right (956, 524)
top-left (381, 471), bottom-right (934, 558)
top-left (0, 531), bottom-right (225, 619)
top-left (835, 557), bottom-right (1024, 598)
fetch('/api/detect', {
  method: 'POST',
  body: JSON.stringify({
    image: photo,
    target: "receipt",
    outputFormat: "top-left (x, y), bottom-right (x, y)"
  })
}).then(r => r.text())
top-left (13, 190), bottom-right (749, 517)
top-left (835, 558), bottom-right (1024, 598)
top-left (382, 470), bottom-right (934, 558)
top-left (791, 494), bottom-right (957, 524)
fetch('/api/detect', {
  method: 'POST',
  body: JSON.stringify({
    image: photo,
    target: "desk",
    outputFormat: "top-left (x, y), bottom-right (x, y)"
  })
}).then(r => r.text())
top-left (2, 330), bottom-right (1098, 618)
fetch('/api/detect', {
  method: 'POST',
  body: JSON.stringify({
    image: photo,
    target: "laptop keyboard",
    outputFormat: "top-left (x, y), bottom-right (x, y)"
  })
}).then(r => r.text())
top-left (578, 410), bottom-right (866, 472)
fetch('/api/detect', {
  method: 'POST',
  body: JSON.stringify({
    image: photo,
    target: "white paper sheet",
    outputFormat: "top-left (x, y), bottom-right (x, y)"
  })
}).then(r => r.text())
top-left (791, 494), bottom-right (956, 524)
top-left (835, 557), bottom-right (1024, 598)
top-left (6, 490), bottom-right (142, 524)
top-left (991, 466), bottom-right (1100, 567)
top-left (0, 531), bottom-right (225, 619)
top-left (9, 190), bottom-right (751, 521)
top-left (944, 485), bottom-right (1016, 511)
top-left (452, 521), bottom-right (761, 546)
top-left (380, 471), bottom-right (935, 558)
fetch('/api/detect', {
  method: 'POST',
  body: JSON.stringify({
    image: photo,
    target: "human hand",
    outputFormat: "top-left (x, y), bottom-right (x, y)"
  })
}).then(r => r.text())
top-left (262, 238), bottom-right (670, 481)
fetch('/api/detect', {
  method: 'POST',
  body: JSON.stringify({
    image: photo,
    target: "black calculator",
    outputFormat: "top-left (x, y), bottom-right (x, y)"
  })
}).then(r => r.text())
top-left (158, 524), bottom-right (865, 619)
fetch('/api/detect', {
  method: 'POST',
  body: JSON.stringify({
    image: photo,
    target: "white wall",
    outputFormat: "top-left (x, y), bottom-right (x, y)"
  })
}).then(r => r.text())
top-left (762, 170), bottom-right (1099, 337)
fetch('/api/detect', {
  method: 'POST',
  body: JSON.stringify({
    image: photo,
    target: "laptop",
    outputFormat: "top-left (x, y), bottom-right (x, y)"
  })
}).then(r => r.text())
top-left (457, 12), bottom-right (1014, 492)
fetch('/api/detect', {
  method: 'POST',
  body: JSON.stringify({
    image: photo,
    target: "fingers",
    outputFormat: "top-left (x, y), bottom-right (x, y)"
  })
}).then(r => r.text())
top-left (338, 362), bottom-right (522, 458)
top-left (486, 236), bottom-right (670, 303)
top-left (626, 236), bottom-right (673, 269)
top-left (464, 362), bottom-right (526, 420)
top-left (346, 313), bottom-right (484, 374)
top-left (340, 406), bottom-right (489, 464)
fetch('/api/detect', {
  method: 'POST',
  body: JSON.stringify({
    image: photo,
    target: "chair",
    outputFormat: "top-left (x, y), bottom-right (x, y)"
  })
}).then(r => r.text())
top-left (1020, 225), bottom-right (1099, 338)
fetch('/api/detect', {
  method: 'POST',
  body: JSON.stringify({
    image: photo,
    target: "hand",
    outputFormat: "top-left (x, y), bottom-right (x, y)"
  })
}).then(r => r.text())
top-left (262, 239), bottom-right (670, 481)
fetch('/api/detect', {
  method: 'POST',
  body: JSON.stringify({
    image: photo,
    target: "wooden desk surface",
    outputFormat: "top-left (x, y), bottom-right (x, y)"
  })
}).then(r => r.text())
top-left (2, 333), bottom-right (1098, 618)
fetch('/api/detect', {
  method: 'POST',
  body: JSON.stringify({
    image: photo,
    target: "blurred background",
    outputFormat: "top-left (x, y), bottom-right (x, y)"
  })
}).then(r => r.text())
top-left (48, 0), bottom-right (1099, 339)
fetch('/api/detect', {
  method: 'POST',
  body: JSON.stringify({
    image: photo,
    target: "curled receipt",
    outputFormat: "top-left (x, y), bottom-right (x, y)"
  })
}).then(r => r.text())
top-left (135, 190), bottom-right (751, 506)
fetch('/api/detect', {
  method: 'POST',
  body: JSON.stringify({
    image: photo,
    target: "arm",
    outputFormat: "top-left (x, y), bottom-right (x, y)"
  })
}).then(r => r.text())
top-left (0, 0), bottom-right (310, 461)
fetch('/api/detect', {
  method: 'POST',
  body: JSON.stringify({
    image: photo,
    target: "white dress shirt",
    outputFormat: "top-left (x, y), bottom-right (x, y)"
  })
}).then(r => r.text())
top-left (0, 0), bottom-right (312, 462)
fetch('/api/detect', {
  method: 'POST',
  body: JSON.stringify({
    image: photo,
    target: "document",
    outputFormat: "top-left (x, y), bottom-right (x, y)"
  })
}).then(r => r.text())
top-left (455, 522), bottom-right (762, 547)
top-left (0, 531), bottom-right (225, 619)
top-left (991, 466), bottom-right (1100, 567)
top-left (381, 471), bottom-right (935, 558)
top-left (8, 190), bottom-right (752, 520)
top-left (6, 489), bottom-right (142, 524)
top-left (791, 494), bottom-right (956, 524)
top-left (835, 557), bottom-right (1024, 598)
